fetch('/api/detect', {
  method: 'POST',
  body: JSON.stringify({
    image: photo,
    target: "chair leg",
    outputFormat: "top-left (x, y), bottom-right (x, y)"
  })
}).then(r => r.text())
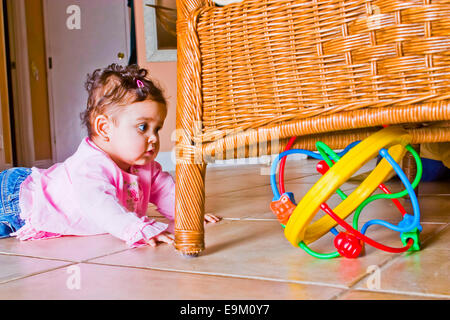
top-left (403, 123), bottom-right (422, 194)
top-left (402, 143), bottom-right (421, 214)
top-left (174, 162), bottom-right (207, 256)
top-left (403, 143), bottom-right (420, 189)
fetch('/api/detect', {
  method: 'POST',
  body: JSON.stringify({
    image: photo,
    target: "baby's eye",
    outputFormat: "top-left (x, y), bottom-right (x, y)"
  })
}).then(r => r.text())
top-left (138, 123), bottom-right (148, 132)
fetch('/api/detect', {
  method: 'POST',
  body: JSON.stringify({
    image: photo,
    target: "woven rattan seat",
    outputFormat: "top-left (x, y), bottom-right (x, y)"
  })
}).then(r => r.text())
top-left (174, 0), bottom-right (450, 255)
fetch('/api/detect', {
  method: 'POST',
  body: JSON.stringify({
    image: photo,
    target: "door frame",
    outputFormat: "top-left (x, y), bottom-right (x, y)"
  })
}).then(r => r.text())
top-left (8, 0), bottom-right (132, 166)
top-left (42, 0), bottom-right (57, 164)
top-left (42, 0), bottom-right (131, 163)
top-left (5, 0), bottom-right (37, 167)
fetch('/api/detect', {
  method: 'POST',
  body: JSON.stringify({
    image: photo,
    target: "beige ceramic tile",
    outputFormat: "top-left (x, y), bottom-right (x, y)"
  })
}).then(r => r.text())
top-left (138, 172), bottom-right (448, 226)
top-left (204, 170), bottom-right (448, 224)
top-left (378, 179), bottom-right (449, 222)
top-left (0, 156), bottom-right (444, 300)
top-left (415, 224), bottom-right (449, 251)
top-left (417, 180), bottom-right (450, 195)
top-left (350, 224), bottom-right (449, 297)
top-left (89, 219), bottom-right (420, 288)
top-left (206, 158), bottom-right (318, 181)
top-left (203, 158), bottom-right (375, 209)
top-left (169, 157), bottom-right (377, 220)
top-left (329, 221), bottom-right (442, 260)
top-left (336, 195), bottom-right (448, 229)
top-left (205, 171), bottom-right (271, 197)
top-left (206, 163), bottom-right (269, 176)
top-left (382, 179), bottom-right (449, 197)
top-left (204, 164), bottom-right (318, 197)
top-left (204, 176), bottom-right (360, 220)
top-left (417, 195), bottom-right (450, 223)
top-left (205, 156), bottom-right (376, 197)
top-left (353, 248), bottom-right (450, 297)
top-left (0, 254), bottom-right (70, 285)
top-left (251, 192), bottom-right (358, 221)
top-left (0, 234), bottom-right (129, 262)
top-left (0, 262), bottom-right (343, 300)
top-left (204, 183), bottom-right (286, 220)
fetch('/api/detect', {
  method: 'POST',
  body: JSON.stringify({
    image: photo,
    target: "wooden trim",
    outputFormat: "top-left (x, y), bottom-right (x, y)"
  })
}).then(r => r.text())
top-left (0, 1), bottom-right (12, 165)
top-left (7, 0), bottom-right (50, 167)
top-left (41, 0), bottom-right (56, 163)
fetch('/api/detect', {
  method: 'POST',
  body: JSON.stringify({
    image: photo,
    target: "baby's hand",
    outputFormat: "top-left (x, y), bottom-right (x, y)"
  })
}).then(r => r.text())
top-left (204, 213), bottom-right (221, 224)
top-left (148, 231), bottom-right (174, 247)
top-left (148, 215), bottom-right (220, 247)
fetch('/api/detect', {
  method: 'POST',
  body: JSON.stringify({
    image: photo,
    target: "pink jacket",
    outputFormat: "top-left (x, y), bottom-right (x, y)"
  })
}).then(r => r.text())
top-left (12, 138), bottom-right (174, 248)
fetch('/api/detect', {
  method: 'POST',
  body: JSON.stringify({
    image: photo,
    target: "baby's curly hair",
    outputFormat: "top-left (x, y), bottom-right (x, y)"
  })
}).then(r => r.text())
top-left (81, 63), bottom-right (167, 138)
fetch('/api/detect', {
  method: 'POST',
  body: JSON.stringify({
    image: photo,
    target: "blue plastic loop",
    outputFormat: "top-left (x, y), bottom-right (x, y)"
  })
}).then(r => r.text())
top-left (360, 148), bottom-right (421, 235)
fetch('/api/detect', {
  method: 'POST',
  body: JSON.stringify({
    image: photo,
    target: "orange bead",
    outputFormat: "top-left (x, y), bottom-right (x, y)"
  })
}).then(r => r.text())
top-left (270, 194), bottom-right (296, 225)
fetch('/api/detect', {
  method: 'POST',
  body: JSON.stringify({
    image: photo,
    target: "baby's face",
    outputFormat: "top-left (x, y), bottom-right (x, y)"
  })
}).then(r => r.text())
top-left (108, 100), bottom-right (166, 172)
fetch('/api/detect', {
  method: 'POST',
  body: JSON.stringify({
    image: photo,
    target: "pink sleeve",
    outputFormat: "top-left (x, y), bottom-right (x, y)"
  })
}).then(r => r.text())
top-left (149, 161), bottom-right (175, 220)
top-left (73, 160), bottom-right (168, 247)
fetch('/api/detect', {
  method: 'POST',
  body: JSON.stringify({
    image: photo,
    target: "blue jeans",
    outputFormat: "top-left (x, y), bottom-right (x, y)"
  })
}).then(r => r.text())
top-left (0, 168), bottom-right (31, 238)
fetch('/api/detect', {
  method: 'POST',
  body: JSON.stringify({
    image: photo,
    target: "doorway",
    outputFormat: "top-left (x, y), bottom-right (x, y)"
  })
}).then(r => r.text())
top-left (44, 0), bottom-right (131, 162)
top-left (0, 0), bottom-right (13, 170)
top-left (2, 0), bottom-right (131, 167)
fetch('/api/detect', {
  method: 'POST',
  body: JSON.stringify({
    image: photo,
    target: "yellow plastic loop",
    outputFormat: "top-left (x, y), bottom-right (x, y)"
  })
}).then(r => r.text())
top-left (284, 126), bottom-right (412, 247)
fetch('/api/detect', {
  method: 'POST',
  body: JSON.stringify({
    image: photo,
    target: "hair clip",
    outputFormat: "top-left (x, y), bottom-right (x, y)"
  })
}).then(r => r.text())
top-left (136, 79), bottom-right (144, 88)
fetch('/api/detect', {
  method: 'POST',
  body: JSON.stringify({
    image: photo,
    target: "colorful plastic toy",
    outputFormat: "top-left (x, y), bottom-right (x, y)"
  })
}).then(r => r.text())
top-left (270, 126), bottom-right (422, 259)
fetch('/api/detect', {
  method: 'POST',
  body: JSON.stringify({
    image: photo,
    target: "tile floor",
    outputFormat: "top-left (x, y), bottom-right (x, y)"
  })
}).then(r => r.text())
top-left (0, 158), bottom-right (448, 300)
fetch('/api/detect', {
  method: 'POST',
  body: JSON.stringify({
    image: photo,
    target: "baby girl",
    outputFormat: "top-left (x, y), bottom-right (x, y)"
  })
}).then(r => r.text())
top-left (0, 63), bottom-right (219, 247)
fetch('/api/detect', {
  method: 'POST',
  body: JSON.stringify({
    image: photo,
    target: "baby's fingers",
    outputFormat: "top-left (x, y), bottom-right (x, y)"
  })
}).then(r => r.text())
top-left (204, 213), bottom-right (222, 223)
top-left (157, 233), bottom-right (175, 245)
top-left (148, 232), bottom-right (174, 247)
top-left (148, 238), bottom-right (157, 247)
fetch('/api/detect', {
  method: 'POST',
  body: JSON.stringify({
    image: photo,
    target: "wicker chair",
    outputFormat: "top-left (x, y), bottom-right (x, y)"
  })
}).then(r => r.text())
top-left (174, 0), bottom-right (450, 256)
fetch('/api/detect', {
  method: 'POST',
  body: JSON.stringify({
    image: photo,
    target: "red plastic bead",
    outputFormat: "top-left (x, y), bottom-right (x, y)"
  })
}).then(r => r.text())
top-left (334, 232), bottom-right (363, 259)
top-left (316, 160), bottom-right (330, 175)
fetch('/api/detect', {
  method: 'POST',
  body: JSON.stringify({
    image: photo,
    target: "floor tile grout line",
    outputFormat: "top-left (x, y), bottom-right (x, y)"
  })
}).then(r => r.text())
top-left (0, 247), bottom-right (132, 264)
top-left (82, 260), bottom-right (350, 291)
top-left (77, 248), bottom-right (133, 264)
top-left (0, 252), bottom-right (76, 263)
top-left (0, 262), bottom-right (76, 286)
top-left (0, 248), bottom-right (134, 287)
